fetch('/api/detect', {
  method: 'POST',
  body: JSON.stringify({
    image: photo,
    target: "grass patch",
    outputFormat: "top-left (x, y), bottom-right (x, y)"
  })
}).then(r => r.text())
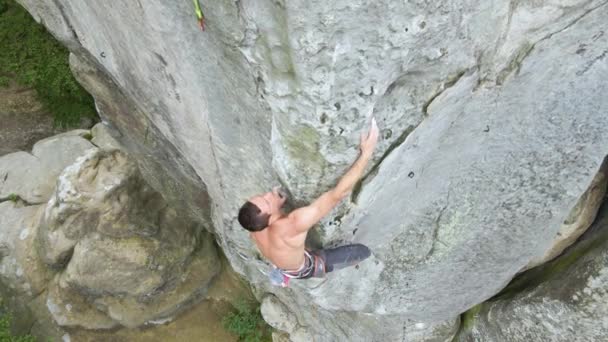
top-left (0, 304), bottom-right (35, 342)
top-left (0, 0), bottom-right (97, 127)
top-left (222, 299), bottom-right (272, 342)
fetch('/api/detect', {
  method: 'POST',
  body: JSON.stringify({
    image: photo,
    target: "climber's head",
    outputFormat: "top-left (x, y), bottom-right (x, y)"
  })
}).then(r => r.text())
top-left (238, 188), bottom-right (286, 232)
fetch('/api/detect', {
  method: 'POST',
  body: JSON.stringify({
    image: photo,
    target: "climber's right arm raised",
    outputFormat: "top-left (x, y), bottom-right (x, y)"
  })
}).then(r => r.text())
top-left (287, 118), bottom-right (380, 234)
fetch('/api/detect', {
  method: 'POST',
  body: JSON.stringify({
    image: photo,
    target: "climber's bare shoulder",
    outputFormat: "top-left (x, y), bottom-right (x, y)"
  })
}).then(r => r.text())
top-left (250, 217), bottom-right (308, 268)
top-left (253, 217), bottom-right (305, 252)
top-left (272, 216), bottom-right (309, 244)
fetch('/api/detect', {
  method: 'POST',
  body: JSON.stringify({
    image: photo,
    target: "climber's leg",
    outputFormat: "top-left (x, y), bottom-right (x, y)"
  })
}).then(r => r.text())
top-left (308, 244), bottom-right (371, 277)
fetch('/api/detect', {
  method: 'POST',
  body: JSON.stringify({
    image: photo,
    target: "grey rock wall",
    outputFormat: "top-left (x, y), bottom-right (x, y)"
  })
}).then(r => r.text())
top-left (526, 160), bottom-right (607, 269)
top-left (456, 203), bottom-right (608, 342)
top-left (15, 0), bottom-right (608, 340)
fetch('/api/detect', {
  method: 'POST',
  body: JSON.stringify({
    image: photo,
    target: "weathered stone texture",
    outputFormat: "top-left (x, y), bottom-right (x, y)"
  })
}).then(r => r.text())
top-left (37, 149), bottom-right (220, 328)
top-left (456, 203), bottom-right (608, 342)
top-left (0, 132), bottom-right (95, 204)
top-left (14, 0), bottom-right (608, 340)
top-left (527, 160), bottom-right (607, 269)
top-left (0, 133), bottom-right (220, 330)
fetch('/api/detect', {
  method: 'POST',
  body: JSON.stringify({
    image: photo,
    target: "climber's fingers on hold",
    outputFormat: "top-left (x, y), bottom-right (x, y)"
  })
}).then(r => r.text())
top-left (360, 117), bottom-right (379, 153)
top-left (368, 117), bottom-right (379, 142)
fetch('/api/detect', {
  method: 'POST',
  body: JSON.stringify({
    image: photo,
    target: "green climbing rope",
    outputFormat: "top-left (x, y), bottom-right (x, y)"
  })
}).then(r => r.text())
top-left (192, 0), bottom-right (205, 31)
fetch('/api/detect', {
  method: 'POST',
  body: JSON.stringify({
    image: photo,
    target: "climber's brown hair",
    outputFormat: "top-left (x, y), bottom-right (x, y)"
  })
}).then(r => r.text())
top-left (238, 201), bottom-right (270, 232)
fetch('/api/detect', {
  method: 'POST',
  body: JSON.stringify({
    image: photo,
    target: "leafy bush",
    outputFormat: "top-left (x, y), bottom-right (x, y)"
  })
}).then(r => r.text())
top-left (222, 299), bottom-right (271, 342)
top-left (0, 0), bottom-right (97, 127)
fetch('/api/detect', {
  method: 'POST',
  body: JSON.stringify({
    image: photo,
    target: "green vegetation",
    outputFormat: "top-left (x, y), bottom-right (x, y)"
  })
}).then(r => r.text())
top-left (460, 303), bottom-right (482, 330)
top-left (7, 194), bottom-right (17, 203)
top-left (284, 125), bottom-right (327, 171)
top-left (222, 299), bottom-right (271, 342)
top-left (450, 303), bottom-right (482, 342)
top-left (0, 0), bottom-right (97, 127)
top-left (0, 306), bottom-right (35, 342)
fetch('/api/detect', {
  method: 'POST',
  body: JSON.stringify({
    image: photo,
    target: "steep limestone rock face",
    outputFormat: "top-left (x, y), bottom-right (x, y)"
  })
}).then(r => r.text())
top-left (67, 52), bottom-right (216, 231)
top-left (456, 202), bottom-right (608, 341)
top-left (17, 0), bottom-right (608, 340)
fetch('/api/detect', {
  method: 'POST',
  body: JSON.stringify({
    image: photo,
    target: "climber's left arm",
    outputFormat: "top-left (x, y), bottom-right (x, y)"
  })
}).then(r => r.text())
top-left (286, 118), bottom-right (379, 234)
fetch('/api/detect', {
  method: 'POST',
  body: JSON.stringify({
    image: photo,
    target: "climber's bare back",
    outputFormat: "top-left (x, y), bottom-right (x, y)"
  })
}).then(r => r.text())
top-left (250, 216), bottom-right (308, 270)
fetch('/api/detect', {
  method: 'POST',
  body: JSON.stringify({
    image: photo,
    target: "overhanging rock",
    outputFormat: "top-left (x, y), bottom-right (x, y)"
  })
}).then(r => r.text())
top-left (16, 0), bottom-right (608, 340)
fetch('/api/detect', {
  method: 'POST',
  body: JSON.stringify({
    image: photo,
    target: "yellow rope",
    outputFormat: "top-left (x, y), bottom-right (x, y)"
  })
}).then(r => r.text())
top-left (192, 0), bottom-right (205, 30)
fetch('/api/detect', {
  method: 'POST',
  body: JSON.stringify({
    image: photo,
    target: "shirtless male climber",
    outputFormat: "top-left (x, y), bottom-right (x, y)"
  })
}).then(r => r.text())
top-left (237, 118), bottom-right (379, 284)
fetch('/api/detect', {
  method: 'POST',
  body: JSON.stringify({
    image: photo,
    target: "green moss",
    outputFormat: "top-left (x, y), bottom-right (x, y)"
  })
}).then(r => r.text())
top-left (0, 75), bottom-right (9, 87)
top-left (0, 303), bottom-right (35, 342)
top-left (451, 303), bottom-right (483, 342)
top-left (0, 0), bottom-right (97, 127)
top-left (7, 194), bottom-right (18, 203)
top-left (461, 304), bottom-right (482, 330)
top-left (222, 298), bottom-right (272, 342)
top-left (284, 125), bottom-right (327, 170)
top-left (495, 230), bottom-right (608, 300)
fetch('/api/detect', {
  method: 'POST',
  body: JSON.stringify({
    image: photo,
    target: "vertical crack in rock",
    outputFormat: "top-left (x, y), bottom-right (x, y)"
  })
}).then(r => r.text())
top-left (495, 42), bottom-right (534, 85)
top-left (492, 0), bottom-right (517, 66)
top-left (496, 0), bottom-right (608, 84)
top-left (422, 70), bottom-right (467, 117)
top-left (351, 70), bottom-right (468, 204)
top-left (425, 185), bottom-right (452, 260)
top-left (234, 0), bottom-right (242, 19)
top-left (203, 119), bottom-right (226, 197)
top-left (50, 0), bottom-right (79, 46)
top-left (351, 124), bottom-right (416, 204)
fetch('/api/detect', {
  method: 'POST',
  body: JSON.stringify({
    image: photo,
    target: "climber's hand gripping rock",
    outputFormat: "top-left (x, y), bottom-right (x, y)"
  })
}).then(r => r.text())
top-left (360, 117), bottom-right (380, 158)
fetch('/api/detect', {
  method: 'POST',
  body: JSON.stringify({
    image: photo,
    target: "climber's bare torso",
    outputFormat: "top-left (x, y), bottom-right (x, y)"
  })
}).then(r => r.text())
top-left (248, 190), bottom-right (309, 269)
top-left (250, 218), bottom-right (308, 270)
